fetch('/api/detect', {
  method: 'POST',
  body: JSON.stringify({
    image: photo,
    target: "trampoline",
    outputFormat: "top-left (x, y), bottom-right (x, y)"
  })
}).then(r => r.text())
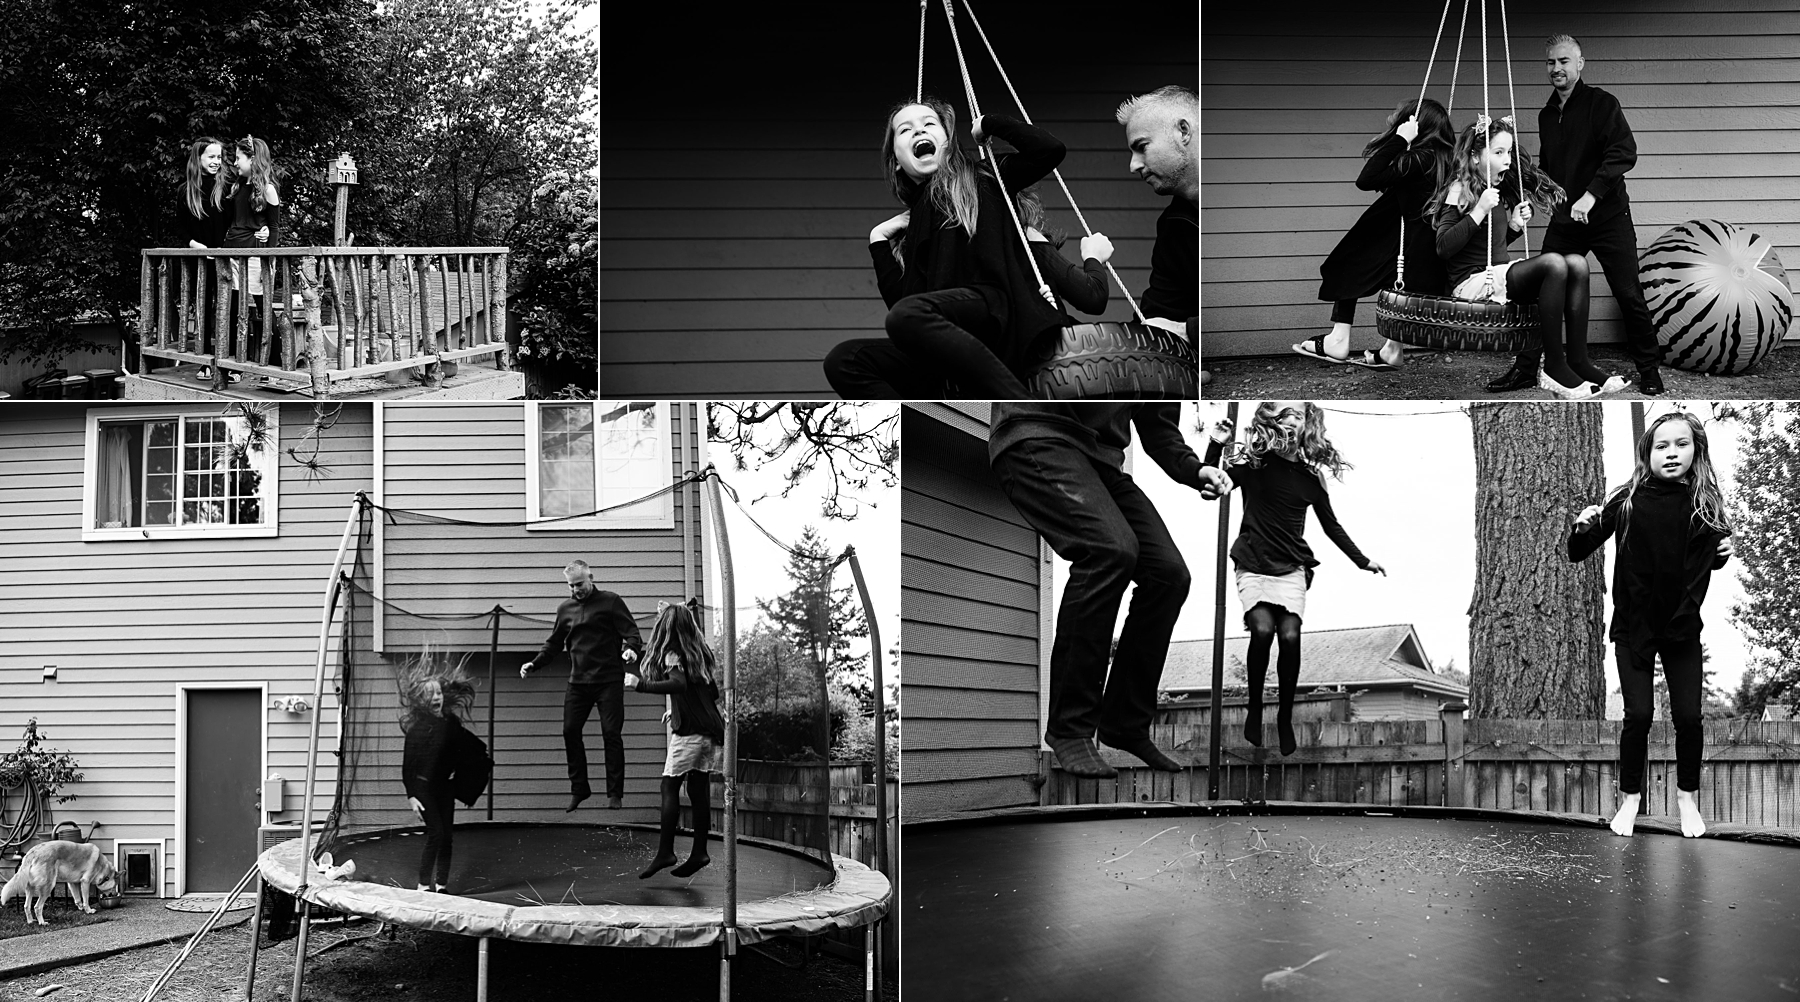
top-left (259, 822), bottom-right (888, 949)
top-left (903, 802), bottom-right (1800, 1002)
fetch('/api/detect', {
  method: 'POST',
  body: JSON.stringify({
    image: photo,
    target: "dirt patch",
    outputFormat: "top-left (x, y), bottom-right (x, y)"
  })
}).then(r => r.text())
top-left (0, 898), bottom-right (112, 941)
top-left (1204, 344), bottom-right (1800, 400)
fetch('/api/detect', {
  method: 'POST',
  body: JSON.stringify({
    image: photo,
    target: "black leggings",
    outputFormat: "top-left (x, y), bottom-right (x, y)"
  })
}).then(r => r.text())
top-left (1330, 299), bottom-right (1357, 326)
top-left (825, 288), bottom-right (1030, 399)
top-left (657, 769), bottom-right (712, 859)
top-left (1244, 602), bottom-right (1303, 749)
top-left (416, 782), bottom-right (455, 887)
top-left (1502, 252), bottom-right (1603, 387)
top-left (1618, 635), bottom-right (1705, 794)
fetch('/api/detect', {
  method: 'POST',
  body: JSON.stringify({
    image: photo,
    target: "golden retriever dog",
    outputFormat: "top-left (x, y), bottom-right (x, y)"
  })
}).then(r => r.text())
top-left (1, 840), bottom-right (120, 925)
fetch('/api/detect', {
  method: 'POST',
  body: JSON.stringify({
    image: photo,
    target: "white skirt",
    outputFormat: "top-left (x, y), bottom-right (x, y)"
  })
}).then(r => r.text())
top-left (231, 256), bottom-right (266, 297)
top-left (1451, 261), bottom-right (1516, 304)
top-left (663, 728), bottom-right (722, 777)
top-left (1236, 568), bottom-right (1309, 618)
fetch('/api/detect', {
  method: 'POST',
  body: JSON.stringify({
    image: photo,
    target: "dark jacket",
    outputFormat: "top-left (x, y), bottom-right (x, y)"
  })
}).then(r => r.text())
top-left (1204, 439), bottom-right (1371, 586)
top-left (534, 588), bottom-right (645, 685)
top-left (1318, 134), bottom-right (1450, 301)
top-left (1539, 80), bottom-right (1637, 227)
top-left (1140, 197), bottom-right (1197, 340)
top-left (1568, 478), bottom-right (1730, 658)
top-left (177, 182), bottom-right (229, 249)
top-left (870, 114), bottom-right (1076, 370)
top-left (988, 403), bottom-right (1207, 492)
top-left (635, 655), bottom-right (726, 743)
top-left (402, 714), bottom-right (491, 808)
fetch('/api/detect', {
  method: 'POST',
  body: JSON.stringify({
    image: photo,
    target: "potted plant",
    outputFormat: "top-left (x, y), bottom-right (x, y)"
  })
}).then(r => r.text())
top-left (0, 719), bottom-right (85, 851)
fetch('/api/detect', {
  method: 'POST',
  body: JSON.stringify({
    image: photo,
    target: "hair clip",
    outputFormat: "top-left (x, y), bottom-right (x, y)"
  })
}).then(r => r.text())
top-left (1474, 113), bottom-right (1492, 132)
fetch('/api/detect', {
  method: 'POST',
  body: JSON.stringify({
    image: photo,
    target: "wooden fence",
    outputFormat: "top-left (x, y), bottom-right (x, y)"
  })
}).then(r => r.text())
top-left (705, 760), bottom-right (897, 872)
top-left (1042, 704), bottom-right (1800, 829)
top-left (137, 247), bottom-right (508, 396)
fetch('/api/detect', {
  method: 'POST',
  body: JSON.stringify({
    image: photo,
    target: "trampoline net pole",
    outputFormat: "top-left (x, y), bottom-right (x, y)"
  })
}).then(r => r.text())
top-left (702, 466), bottom-right (739, 999)
top-left (1209, 404), bottom-right (1239, 800)
top-left (295, 494), bottom-right (365, 890)
top-left (488, 607), bottom-right (500, 822)
top-left (846, 547), bottom-right (890, 877)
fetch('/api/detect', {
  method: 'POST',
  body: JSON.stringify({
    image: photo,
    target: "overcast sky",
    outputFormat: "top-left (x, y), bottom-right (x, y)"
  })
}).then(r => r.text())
top-left (1042, 401), bottom-right (1760, 717)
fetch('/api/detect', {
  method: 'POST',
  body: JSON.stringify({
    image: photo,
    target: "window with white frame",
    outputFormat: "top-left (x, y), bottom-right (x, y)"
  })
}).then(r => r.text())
top-left (526, 401), bottom-right (674, 529)
top-left (84, 408), bottom-right (279, 539)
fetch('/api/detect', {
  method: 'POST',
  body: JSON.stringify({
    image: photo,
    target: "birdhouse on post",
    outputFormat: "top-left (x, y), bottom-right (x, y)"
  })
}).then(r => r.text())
top-left (329, 152), bottom-right (359, 246)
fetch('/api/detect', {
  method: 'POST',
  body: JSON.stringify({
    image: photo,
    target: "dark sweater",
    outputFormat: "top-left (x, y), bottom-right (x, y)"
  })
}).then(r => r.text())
top-left (1204, 440), bottom-right (1371, 585)
top-left (1435, 194), bottom-right (1524, 290)
top-left (870, 114), bottom-right (1076, 369)
top-left (1032, 240), bottom-right (1109, 316)
top-left (1318, 134), bottom-right (1450, 300)
top-left (1139, 197), bottom-right (1197, 340)
top-left (988, 403), bottom-right (1205, 491)
top-left (177, 182), bottom-right (229, 249)
top-left (1567, 477), bottom-right (1730, 657)
top-left (401, 713), bottom-right (456, 801)
top-left (534, 588), bottom-right (645, 685)
top-left (635, 656), bottom-right (725, 742)
top-left (1539, 80), bottom-right (1637, 227)
top-left (223, 181), bottom-right (283, 249)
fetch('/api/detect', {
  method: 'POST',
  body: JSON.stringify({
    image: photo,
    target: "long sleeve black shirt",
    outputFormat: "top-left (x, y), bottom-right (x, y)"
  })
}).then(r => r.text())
top-left (634, 655), bottom-right (725, 742)
top-left (1435, 195), bottom-right (1524, 290)
top-left (401, 713), bottom-right (456, 801)
top-left (1538, 80), bottom-right (1638, 226)
top-left (988, 403), bottom-right (1205, 491)
top-left (1032, 240), bottom-right (1109, 316)
top-left (223, 181), bottom-right (283, 248)
top-left (1205, 439), bottom-right (1371, 585)
top-left (1568, 477), bottom-right (1729, 658)
top-left (177, 183), bottom-right (229, 249)
top-left (1139, 197), bottom-right (1197, 341)
top-left (534, 588), bottom-right (645, 685)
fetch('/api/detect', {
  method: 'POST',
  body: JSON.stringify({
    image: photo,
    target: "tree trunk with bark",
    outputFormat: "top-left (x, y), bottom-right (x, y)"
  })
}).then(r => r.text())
top-left (1468, 402), bottom-right (1608, 718)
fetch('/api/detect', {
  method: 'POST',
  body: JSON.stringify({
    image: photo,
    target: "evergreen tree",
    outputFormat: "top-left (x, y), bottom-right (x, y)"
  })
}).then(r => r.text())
top-left (756, 526), bottom-right (869, 762)
top-left (1724, 403), bottom-right (1800, 717)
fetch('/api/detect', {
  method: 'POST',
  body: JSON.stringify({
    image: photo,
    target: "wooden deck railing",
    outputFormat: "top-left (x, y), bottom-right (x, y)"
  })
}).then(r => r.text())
top-left (137, 247), bottom-right (508, 395)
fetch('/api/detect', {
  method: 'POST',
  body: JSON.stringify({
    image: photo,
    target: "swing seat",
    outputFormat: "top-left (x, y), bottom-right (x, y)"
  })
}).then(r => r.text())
top-left (1375, 288), bottom-right (1540, 353)
top-left (1023, 322), bottom-right (1197, 399)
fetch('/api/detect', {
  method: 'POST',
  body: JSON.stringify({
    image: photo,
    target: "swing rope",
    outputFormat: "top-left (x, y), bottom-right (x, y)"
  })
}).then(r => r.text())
top-left (941, 0), bottom-right (1056, 308)
top-left (1481, 0), bottom-right (1492, 276)
top-left (1446, 0), bottom-right (1470, 121)
top-left (916, 0), bottom-right (928, 102)
top-left (1499, 0), bottom-right (1528, 257)
top-left (957, 0), bottom-right (1150, 325)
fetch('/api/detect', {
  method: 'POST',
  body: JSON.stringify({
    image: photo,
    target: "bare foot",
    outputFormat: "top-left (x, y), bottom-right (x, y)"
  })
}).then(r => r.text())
top-left (1677, 790), bottom-right (1706, 838)
top-left (1379, 339), bottom-right (1406, 368)
top-left (1610, 793), bottom-right (1640, 837)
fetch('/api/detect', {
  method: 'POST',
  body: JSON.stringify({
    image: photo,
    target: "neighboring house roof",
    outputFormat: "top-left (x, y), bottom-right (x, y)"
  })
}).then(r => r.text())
top-left (1162, 623), bottom-right (1468, 700)
top-left (1765, 704), bottom-right (1798, 722)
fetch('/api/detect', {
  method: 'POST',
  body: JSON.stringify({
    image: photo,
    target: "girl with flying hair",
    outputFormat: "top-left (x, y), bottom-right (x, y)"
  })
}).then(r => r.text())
top-left (1432, 117), bottom-right (1624, 399)
top-left (1205, 403), bottom-right (1386, 756)
top-left (1569, 411), bottom-right (1733, 839)
top-left (822, 96), bottom-right (1074, 399)
top-left (1302, 98), bottom-right (1454, 370)
top-left (398, 652), bottom-right (479, 892)
top-left (630, 599), bottom-right (727, 880)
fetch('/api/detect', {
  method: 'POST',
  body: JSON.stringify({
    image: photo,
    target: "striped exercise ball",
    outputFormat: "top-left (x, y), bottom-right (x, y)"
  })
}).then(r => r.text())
top-left (1640, 220), bottom-right (1794, 375)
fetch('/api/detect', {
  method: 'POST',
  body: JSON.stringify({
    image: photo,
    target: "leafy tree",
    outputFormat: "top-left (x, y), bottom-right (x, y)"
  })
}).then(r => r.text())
top-left (709, 403), bottom-right (900, 521)
top-left (1723, 402), bottom-right (1800, 717)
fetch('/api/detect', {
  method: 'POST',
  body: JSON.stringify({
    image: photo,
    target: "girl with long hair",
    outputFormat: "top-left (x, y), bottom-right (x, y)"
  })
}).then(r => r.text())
top-left (1304, 98), bottom-right (1455, 370)
top-left (179, 137), bottom-right (228, 251)
top-left (1432, 117), bottom-right (1624, 398)
top-left (398, 652), bottom-right (478, 892)
top-left (212, 135), bottom-right (284, 382)
top-left (1569, 411), bottom-right (1733, 839)
top-left (630, 599), bottom-right (727, 879)
top-left (822, 97), bottom-right (1074, 399)
top-left (1205, 404), bottom-right (1386, 756)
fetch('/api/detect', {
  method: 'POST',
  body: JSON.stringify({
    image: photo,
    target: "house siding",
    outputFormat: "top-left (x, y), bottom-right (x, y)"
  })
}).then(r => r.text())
top-left (901, 404), bottom-right (1043, 816)
top-left (1202, 1), bottom-right (1800, 357)
top-left (600, 3), bottom-right (1198, 397)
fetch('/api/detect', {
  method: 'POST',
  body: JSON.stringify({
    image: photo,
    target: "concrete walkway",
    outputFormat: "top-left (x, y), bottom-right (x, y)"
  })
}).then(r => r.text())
top-left (0, 899), bottom-right (251, 980)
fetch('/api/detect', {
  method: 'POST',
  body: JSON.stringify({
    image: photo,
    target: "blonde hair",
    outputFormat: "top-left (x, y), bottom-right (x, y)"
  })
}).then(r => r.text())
top-left (881, 96), bottom-right (982, 271)
top-left (1608, 411), bottom-right (1731, 545)
top-left (1114, 85), bottom-right (1196, 127)
top-left (1229, 402), bottom-right (1351, 481)
top-left (184, 137), bottom-right (227, 220)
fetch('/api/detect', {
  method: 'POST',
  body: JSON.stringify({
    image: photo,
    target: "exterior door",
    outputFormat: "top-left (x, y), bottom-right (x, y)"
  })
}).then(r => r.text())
top-left (184, 688), bottom-right (261, 892)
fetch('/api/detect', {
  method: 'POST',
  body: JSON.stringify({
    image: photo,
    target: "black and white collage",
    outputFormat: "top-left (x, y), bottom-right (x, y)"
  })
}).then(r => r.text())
top-left (6, 2), bottom-right (1800, 1002)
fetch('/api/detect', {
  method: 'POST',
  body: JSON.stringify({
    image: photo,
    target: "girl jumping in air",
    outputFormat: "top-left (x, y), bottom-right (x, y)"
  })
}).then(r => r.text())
top-left (822, 97), bottom-right (1076, 399)
top-left (1302, 98), bottom-right (1454, 371)
top-left (1206, 404), bottom-right (1386, 756)
top-left (630, 600), bottom-right (727, 879)
top-left (1569, 411), bottom-right (1733, 838)
top-left (399, 656), bottom-right (478, 892)
top-left (1433, 117), bottom-right (1624, 399)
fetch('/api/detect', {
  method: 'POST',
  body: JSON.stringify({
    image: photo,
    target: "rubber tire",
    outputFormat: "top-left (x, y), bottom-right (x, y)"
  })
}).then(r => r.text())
top-left (1024, 322), bottom-right (1197, 399)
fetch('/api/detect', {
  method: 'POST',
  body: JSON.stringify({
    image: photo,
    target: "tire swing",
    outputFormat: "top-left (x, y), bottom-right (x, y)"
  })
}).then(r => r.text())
top-left (925, 0), bottom-right (1196, 399)
top-left (1375, 0), bottom-right (1539, 354)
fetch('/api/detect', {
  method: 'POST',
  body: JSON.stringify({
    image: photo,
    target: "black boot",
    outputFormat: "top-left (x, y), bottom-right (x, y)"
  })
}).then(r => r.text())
top-left (1635, 365), bottom-right (1666, 396)
top-left (672, 770), bottom-right (712, 877)
top-left (1486, 355), bottom-right (1539, 392)
top-left (640, 776), bottom-right (681, 879)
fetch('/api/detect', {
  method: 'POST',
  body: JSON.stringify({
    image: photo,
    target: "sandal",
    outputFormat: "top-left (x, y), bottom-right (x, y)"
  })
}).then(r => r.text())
top-left (1345, 349), bottom-right (1397, 371)
top-left (1292, 335), bottom-right (1349, 364)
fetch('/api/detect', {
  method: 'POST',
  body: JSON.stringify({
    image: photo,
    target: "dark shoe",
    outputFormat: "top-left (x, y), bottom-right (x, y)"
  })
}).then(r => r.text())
top-left (1277, 717), bottom-right (1298, 757)
top-left (566, 791), bottom-right (590, 813)
top-left (1485, 357), bottom-right (1538, 393)
top-left (638, 853), bottom-right (679, 880)
top-left (608, 796), bottom-right (623, 810)
top-left (1098, 733), bottom-right (1184, 772)
top-left (1047, 736), bottom-right (1116, 779)
top-left (670, 854), bottom-right (712, 878)
top-left (1243, 712), bottom-right (1264, 748)
top-left (1635, 366), bottom-right (1666, 396)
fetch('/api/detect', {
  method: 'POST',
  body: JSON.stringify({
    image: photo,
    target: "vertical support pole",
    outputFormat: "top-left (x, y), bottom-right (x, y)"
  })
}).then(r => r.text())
top-left (1442, 700), bottom-right (1468, 808)
top-left (476, 937), bottom-right (490, 1002)
top-left (242, 872), bottom-right (265, 1000)
top-left (845, 545), bottom-right (888, 993)
top-left (1208, 402), bottom-right (1239, 800)
top-left (864, 920), bottom-right (877, 1002)
top-left (288, 901), bottom-right (311, 1002)
top-left (700, 467), bottom-right (737, 1001)
top-left (487, 607), bottom-right (500, 821)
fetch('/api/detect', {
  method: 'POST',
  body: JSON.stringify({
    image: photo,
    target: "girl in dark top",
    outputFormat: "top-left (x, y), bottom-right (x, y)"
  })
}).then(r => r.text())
top-left (179, 137), bottom-right (229, 251)
top-left (1432, 117), bottom-right (1624, 399)
top-left (629, 600), bottom-right (726, 879)
top-left (1017, 187), bottom-right (1110, 317)
top-left (400, 659), bottom-right (477, 892)
top-left (1206, 404), bottom-right (1386, 756)
top-left (216, 136), bottom-right (285, 380)
top-left (1568, 412), bottom-right (1733, 839)
top-left (1303, 98), bottom-right (1454, 370)
top-left (822, 97), bottom-right (1076, 399)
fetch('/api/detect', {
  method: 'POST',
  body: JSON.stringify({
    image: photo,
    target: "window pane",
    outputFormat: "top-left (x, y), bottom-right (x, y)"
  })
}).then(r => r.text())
top-left (148, 421), bottom-right (174, 448)
top-left (597, 403), bottom-right (663, 515)
top-left (146, 501), bottom-right (173, 526)
top-left (539, 405), bottom-right (596, 516)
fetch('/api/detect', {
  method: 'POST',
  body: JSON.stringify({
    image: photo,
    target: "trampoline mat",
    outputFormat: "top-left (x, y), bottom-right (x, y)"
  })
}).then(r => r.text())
top-left (328, 823), bottom-right (831, 908)
top-left (904, 812), bottom-right (1800, 1002)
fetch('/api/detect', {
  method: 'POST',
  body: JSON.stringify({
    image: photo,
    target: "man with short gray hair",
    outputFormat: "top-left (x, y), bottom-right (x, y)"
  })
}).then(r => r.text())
top-left (1117, 85), bottom-right (1199, 381)
top-left (521, 559), bottom-right (644, 811)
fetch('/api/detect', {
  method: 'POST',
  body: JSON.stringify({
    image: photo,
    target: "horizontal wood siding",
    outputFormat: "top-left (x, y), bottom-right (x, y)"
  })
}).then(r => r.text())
top-left (0, 402), bottom-right (374, 895)
top-left (375, 401), bottom-right (706, 815)
top-left (601, 2), bottom-right (1198, 397)
top-left (901, 404), bottom-right (1043, 816)
top-left (1202, 1), bottom-right (1800, 357)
